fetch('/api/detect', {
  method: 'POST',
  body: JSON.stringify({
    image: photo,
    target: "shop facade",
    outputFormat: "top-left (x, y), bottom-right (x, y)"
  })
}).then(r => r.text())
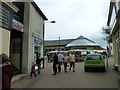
top-left (107, 1), bottom-right (120, 73)
top-left (21, 2), bottom-right (47, 73)
top-left (1, 2), bottom-right (48, 74)
top-left (0, 2), bottom-right (18, 56)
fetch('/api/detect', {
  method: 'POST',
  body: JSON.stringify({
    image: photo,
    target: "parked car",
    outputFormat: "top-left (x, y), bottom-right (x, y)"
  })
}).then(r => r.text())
top-left (84, 54), bottom-right (106, 72)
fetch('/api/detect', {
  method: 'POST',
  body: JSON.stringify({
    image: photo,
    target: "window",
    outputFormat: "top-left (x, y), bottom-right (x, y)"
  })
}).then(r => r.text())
top-left (86, 55), bottom-right (102, 60)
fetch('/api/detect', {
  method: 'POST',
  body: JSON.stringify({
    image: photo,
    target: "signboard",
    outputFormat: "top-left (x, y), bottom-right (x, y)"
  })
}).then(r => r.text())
top-left (34, 36), bottom-right (42, 45)
top-left (0, 5), bottom-right (13, 30)
top-left (12, 19), bottom-right (23, 32)
top-left (70, 47), bottom-right (94, 50)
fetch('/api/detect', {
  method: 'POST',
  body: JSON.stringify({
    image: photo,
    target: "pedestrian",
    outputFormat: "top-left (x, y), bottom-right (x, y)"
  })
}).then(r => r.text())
top-left (36, 53), bottom-right (42, 75)
top-left (52, 53), bottom-right (58, 75)
top-left (62, 53), bottom-right (69, 72)
top-left (0, 53), bottom-right (14, 89)
top-left (57, 53), bottom-right (63, 72)
top-left (47, 53), bottom-right (50, 63)
top-left (30, 61), bottom-right (37, 78)
top-left (69, 52), bottom-right (76, 72)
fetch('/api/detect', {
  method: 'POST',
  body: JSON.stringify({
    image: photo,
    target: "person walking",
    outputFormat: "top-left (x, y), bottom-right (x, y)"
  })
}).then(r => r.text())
top-left (52, 53), bottom-right (58, 75)
top-left (0, 53), bottom-right (14, 89)
top-left (57, 53), bottom-right (63, 72)
top-left (36, 53), bottom-right (42, 75)
top-left (47, 53), bottom-right (50, 63)
top-left (69, 52), bottom-right (76, 72)
top-left (62, 53), bottom-right (69, 72)
top-left (30, 61), bottom-right (37, 78)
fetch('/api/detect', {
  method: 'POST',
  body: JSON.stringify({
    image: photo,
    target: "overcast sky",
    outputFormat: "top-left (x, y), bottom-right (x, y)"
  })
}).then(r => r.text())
top-left (35, 0), bottom-right (110, 48)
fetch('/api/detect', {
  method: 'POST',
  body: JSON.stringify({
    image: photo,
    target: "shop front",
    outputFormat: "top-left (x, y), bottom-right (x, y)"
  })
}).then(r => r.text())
top-left (33, 35), bottom-right (43, 68)
top-left (0, 3), bottom-right (18, 56)
top-left (10, 18), bottom-right (23, 74)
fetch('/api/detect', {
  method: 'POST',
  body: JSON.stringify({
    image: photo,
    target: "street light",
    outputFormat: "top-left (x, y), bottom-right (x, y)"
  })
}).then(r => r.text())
top-left (43, 20), bottom-right (56, 68)
top-left (44, 21), bottom-right (56, 23)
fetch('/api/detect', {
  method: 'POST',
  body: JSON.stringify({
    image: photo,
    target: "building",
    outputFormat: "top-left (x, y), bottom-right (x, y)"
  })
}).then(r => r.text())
top-left (0, 2), bottom-right (19, 56)
top-left (11, 2), bottom-right (48, 74)
top-left (0, 2), bottom-right (47, 74)
top-left (107, 0), bottom-right (120, 73)
top-left (45, 35), bottom-right (105, 53)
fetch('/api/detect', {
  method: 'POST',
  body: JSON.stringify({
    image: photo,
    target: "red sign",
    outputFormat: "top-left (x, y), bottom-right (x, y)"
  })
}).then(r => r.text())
top-left (12, 19), bottom-right (23, 32)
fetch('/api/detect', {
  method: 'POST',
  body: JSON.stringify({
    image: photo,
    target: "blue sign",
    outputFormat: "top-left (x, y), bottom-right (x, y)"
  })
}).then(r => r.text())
top-left (34, 36), bottom-right (42, 45)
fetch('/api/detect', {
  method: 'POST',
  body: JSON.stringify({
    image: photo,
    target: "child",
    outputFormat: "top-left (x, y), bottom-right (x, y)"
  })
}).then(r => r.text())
top-left (30, 61), bottom-right (37, 78)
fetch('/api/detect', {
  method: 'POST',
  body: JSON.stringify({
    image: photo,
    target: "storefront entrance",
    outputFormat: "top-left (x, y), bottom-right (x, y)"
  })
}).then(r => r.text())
top-left (33, 35), bottom-right (43, 68)
top-left (10, 29), bottom-right (23, 75)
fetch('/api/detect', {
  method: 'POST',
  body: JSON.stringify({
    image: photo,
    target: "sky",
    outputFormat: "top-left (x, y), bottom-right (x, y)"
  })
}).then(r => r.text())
top-left (35, 0), bottom-right (110, 49)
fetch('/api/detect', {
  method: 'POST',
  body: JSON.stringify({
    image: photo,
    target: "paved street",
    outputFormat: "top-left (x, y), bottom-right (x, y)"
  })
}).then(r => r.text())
top-left (12, 57), bottom-right (118, 88)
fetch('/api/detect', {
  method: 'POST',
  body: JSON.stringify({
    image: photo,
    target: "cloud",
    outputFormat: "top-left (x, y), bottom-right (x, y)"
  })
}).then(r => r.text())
top-left (35, 0), bottom-right (110, 48)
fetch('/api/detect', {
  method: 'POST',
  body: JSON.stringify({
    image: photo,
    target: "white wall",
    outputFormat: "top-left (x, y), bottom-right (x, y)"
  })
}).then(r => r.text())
top-left (27, 3), bottom-right (44, 73)
top-left (2, 28), bottom-right (10, 56)
top-left (22, 2), bottom-right (44, 73)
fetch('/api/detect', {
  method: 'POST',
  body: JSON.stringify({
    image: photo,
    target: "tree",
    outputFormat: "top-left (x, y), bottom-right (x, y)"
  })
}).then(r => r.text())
top-left (102, 26), bottom-right (112, 43)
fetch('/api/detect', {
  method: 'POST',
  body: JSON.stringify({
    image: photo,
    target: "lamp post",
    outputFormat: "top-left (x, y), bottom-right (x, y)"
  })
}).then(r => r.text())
top-left (43, 20), bottom-right (56, 68)
top-left (59, 37), bottom-right (60, 51)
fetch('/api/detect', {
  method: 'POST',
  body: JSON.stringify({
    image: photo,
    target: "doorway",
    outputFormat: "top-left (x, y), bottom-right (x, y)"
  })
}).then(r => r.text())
top-left (10, 29), bottom-right (23, 75)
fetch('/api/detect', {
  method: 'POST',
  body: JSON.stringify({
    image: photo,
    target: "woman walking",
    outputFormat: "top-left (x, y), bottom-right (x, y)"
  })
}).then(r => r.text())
top-left (69, 52), bottom-right (76, 72)
top-left (62, 53), bottom-right (69, 72)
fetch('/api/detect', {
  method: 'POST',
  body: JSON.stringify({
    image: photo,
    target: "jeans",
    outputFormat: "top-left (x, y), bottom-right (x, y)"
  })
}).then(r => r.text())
top-left (37, 64), bottom-right (41, 75)
top-left (53, 64), bottom-right (57, 74)
top-left (70, 62), bottom-right (75, 70)
top-left (63, 63), bottom-right (68, 71)
top-left (58, 62), bottom-right (61, 72)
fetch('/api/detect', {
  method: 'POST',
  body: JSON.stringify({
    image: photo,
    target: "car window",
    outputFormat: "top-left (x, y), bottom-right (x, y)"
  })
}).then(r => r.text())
top-left (86, 55), bottom-right (102, 60)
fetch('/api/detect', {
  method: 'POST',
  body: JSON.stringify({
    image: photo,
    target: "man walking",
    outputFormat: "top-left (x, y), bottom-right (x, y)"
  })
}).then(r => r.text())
top-left (58, 53), bottom-right (63, 72)
top-left (36, 53), bottom-right (42, 75)
top-left (52, 53), bottom-right (58, 75)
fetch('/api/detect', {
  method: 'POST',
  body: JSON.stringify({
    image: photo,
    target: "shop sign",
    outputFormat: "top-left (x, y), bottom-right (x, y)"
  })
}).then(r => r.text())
top-left (34, 36), bottom-right (42, 45)
top-left (12, 19), bottom-right (23, 32)
top-left (0, 5), bottom-right (12, 30)
top-left (70, 47), bottom-right (94, 50)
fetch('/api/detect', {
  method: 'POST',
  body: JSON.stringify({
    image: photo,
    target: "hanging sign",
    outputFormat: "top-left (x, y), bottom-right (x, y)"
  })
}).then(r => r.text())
top-left (12, 19), bottom-right (23, 32)
top-left (34, 36), bottom-right (43, 45)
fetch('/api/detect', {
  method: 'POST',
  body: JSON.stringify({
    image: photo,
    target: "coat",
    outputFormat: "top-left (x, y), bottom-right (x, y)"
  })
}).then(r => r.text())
top-left (1, 61), bottom-right (14, 88)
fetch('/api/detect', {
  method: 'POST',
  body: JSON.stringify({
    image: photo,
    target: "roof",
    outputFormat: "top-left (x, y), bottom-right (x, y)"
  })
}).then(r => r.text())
top-left (45, 39), bottom-right (75, 46)
top-left (66, 35), bottom-right (99, 47)
top-left (107, 2), bottom-right (114, 26)
top-left (77, 35), bottom-right (95, 43)
top-left (31, 2), bottom-right (48, 20)
top-left (2, 2), bottom-right (19, 13)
